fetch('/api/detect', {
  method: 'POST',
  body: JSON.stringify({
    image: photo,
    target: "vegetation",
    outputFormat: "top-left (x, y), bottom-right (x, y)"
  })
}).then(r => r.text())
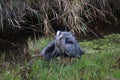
top-left (0, 0), bottom-right (120, 79)
top-left (0, 0), bottom-right (120, 60)
top-left (0, 33), bottom-right (120, 80)
top-left (0, 0), bottom-right (120, 35)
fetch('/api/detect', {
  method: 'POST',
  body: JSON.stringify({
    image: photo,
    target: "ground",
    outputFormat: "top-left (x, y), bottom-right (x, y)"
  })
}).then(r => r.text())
top-left (0, 33), bottom-right (120, 80)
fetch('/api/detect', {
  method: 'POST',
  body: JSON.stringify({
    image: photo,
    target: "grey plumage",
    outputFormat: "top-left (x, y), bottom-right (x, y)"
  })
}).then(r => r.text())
top-left (55, 31), bottom-right (83, 57)
top-left (40, 31), bottom-right (84, 60)
top-left (40, 40), bottom-right (60, 60)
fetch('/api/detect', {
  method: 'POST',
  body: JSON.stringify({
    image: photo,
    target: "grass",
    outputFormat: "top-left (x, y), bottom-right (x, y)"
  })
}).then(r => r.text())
top-left (0, 0), bottom-right (119, 35)
top-left (0, 33), bottom-right (120, 80)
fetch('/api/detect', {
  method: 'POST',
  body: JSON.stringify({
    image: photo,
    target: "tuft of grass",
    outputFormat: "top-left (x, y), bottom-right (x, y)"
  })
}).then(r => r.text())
top-left (0, 33), bottom-right (120, 80)
top-left (28, 36), bottom-right (53, 55)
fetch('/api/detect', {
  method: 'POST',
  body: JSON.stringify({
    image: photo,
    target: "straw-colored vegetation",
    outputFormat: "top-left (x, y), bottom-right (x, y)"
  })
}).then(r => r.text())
top-left (0, 0), bottom-right (120, 34)
top-left (0, 0), bottom-right (120, 79)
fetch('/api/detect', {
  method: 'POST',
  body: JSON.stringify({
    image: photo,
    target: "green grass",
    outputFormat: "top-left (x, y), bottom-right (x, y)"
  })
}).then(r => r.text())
top-left (0, 33), bottom-right (120, 80)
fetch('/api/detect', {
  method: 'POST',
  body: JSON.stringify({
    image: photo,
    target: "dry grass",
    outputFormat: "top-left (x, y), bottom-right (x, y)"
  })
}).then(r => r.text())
top-left (0, 0), bottom-right (119, 35)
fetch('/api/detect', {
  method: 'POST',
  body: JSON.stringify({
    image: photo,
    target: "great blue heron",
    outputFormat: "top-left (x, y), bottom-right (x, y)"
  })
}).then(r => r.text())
top-left (40, 31), bottom-right (84, 60)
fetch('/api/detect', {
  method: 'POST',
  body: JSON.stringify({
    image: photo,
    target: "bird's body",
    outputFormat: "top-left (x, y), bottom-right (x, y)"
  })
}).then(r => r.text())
top-left (40, 31), bottom-right (84, 60)
top-left (55, 31), bottom-right (83, 58)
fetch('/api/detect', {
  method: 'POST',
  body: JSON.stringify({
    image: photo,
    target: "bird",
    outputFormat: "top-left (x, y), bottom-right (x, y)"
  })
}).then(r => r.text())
top-left (54, 31), bottom-right (84, 58)
top-left (40, 31), bottom-right (84, 60)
